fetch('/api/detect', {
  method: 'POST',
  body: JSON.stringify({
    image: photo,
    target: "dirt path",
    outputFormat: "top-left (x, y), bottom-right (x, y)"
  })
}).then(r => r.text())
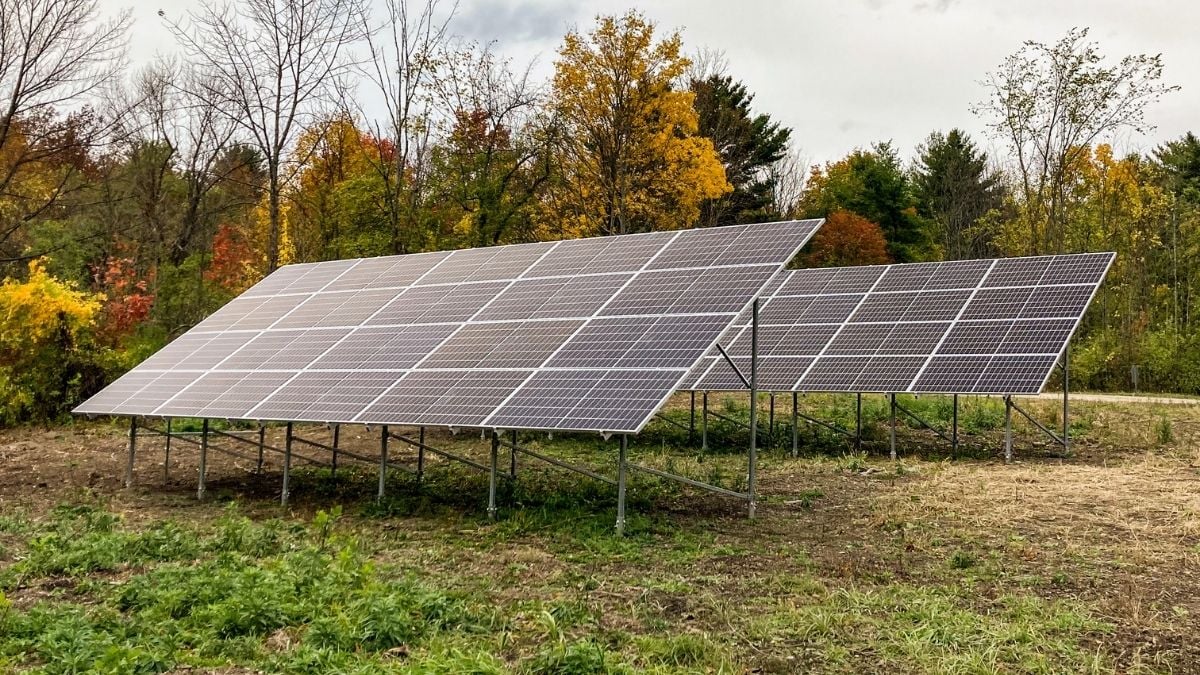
top-left (1029, 392), bottom-right (1200, 405)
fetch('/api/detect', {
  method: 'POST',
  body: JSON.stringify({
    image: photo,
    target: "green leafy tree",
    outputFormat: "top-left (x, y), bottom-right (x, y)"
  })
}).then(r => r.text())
top-left (799, 142), bottom-right (935, 262)
top-left (912, 129), bottom-right (1006, 260)
top-left (690, 74), bottom-right (791, 227)
top-left (974, 27), bottom-right (1178, 255)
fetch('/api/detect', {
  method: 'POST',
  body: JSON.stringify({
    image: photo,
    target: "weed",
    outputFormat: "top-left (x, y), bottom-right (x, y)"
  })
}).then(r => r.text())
top-left (837, 452), bottom-right (869, 473)
top-left (950, 549), bottom-right (978, 570)
top-left (525, 639), bottom-right (626, 674)
top-left (311, 505), bottom-right (342, 552)
top-left (1155, 416), bottom-right (1174, 445)
top-left (635, 633), bottom-right (724, 670)
top-left (797, 488), bottom-right (824, 509)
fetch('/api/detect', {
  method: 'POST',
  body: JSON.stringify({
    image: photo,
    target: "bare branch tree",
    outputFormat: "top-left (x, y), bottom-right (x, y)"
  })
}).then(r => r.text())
top-left (430, 40), bottom-right (551, 246)
top-left (0, 0), bottom-right (131, 263)
top-left (686, 47), bottom-right (727, 84)
top-left (359, 0), bottom-right (457, 254)
top-left (166, 0), bottom-right (368, 271)
top-left (973, 27), bottom-right (1178, 254)
top-left (768, 141), bottom-right (808, 220)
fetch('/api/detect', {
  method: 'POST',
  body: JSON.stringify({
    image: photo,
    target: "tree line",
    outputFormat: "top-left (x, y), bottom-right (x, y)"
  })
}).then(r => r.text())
top-left (0, 0), bottom-right (1195, 423)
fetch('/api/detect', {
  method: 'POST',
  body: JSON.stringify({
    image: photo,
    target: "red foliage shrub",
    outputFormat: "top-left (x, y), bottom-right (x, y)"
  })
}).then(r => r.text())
top-left (803, 210), bottom-right (893, 267)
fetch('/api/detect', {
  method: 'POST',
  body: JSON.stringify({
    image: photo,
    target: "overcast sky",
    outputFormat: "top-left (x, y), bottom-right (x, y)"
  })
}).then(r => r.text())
top-left (107, 0), bottom-right (1197, 166)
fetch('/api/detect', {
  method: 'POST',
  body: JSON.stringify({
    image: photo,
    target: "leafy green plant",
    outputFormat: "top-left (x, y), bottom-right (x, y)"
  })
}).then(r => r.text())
top-left (950, 549), bottom-right (978, 570)
top-left (1155, 416), bottom-right (1174, 445)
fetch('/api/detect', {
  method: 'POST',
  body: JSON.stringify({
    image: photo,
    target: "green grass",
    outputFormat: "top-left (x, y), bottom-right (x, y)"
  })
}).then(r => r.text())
top-left (745, 586), bottom-right (1110, 673)
top-left (0, 486), bottom-right (1121, 674)
top-left (2, 393), bottom-right (1192, 672)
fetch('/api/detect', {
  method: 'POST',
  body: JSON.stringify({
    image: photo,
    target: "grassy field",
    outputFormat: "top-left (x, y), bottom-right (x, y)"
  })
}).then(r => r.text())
top-left (0, 393), bottom-right (1197, 673)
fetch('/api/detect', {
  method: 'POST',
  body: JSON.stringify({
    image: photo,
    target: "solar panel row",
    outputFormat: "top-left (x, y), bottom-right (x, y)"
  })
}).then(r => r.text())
top-left (75, 220), bottom-right (824, 433)
top-left (682, 252), bottom-right (1114, 394)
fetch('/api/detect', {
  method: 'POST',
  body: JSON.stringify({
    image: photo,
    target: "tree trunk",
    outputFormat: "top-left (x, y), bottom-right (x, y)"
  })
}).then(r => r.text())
top-left (267, 166), bottom-right (281, 272)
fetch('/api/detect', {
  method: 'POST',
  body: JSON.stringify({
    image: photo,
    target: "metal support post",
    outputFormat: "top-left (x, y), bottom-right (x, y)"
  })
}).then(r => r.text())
top-left (748, 299), bottom-right (759, 520)
top-left (768, 393), bottom-right (776, 449)
top-left (331, 424), bottom-right (340, 477)
top-left (125, 417), bottom-right (137, 489)
top-left (256, 425), bottom-right (265, 474)
top-left (282, 422), bottom-right (293, 506)
top-left (197, 419), bottom-right (208, 500)
top-left (1063, 345), bottom-right (1070, 455)
top-left (691, 391), bottom-right (699, 440)
top-left (856, 393), bottom-right (863, 452)
top-left (889, 393), bottom-right (897, 461)
top-left (163, 418), bottom-right (172, 483)
top-left (616, 434), bottom-right (628, 536)
top-left (701, 392), bottom-right (709, 451)
top-left (952, 394), bottom-right (959, 456)
top-left (488, 430), bottom-right (499, 520)
top-left (1003, 395), bottom-right (1014, 463)
top-left (791, 391), bottom-right (799, 458)
top-left (417, 426), bottom-right (426, 484)
top-left (378, 426), bottom-right (388, 501)
top-left (509, 429), bottom-right (518, 479)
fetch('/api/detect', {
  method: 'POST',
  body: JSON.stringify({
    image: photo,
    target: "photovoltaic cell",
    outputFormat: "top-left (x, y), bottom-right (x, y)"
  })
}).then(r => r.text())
top-left (75, 220), bottom-right (825, 433)
top-left (310, 325), bottom-right (458, 370)
top-left (681, 252), bottom-right (1114, 395)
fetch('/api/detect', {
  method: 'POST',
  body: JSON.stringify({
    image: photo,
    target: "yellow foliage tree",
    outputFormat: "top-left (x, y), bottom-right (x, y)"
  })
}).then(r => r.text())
top-left (0, 260), bottom-right (104, 422)
top-left (540, 12), bottom-right (731, 238)
top-left (289, 114), bottom-right (375, 260)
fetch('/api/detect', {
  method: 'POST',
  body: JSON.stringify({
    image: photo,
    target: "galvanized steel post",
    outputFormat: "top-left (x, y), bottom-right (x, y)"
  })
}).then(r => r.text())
top-left (748, 298), bottom-right (759, 520)
top-left (855, 393), bottom-right (863, 453)
top-left (197, 419), bottom-right (209, 500)
top-left (616, 434), bottom-right (628, 536)
top-left (331, 424), bottom-right (340, 478)
top-left (378, 426), bottom-right (388, 501)
top-left (510, 429), bottom-right (518, 479)
top-left (417, 426), bottom-right (426, 484)
top-left (1063, 345), bottom-right (1070, 454)
top-left (282, 422), bottom-right (293, 506)
top-left (951, 394), bottom-right (959, 456)
top-left (125, 417), bottom-right (137, 489)
top-left (791, 391), bottom-right (799, 458)
top-left (889, 393), bottom-right (897, 461)
top-left (163, 418), bottom-right (172, 483)
top-left (488, 430), bottom-right (499, 520)
top-left (1004, 395), bottom-right (1013, 463)
top-left (256, 425), bottom-right (265, 474)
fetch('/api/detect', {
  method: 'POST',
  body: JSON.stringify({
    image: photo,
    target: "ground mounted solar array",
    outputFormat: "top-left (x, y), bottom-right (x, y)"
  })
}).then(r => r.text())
top-left (682, 252), bottom-right (1114, 394)
top-left (74, 220), bottom-right (823, 433)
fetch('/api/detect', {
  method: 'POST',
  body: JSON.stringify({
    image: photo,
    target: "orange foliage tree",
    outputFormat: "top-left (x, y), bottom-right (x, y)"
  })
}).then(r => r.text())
top-left (95, 251), bottom-right (154, 339)
top-left (206, 224), bottom-right (260, 294)
top-left (802, 210), bottom-right (892, 267)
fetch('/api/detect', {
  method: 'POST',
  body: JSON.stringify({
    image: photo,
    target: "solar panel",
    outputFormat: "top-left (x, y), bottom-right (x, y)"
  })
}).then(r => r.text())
top-left (684, 252), bottom-right (1114, 395)
top-left (75, 220), bottom-right (824, 433)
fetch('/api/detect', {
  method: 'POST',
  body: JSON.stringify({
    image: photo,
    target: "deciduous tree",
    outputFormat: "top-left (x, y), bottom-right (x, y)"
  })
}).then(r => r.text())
top-left (801, 210), bottom-right (891, 267)
top-left (166, 0), bottom-right (368, 272)
top-left (430, 42), bottom-right (551, 247)
top-left (800, 143), bottom-right (934, 262)
top-left (360, 0), bottom-right (456, 254)
top-left (974, 27), bottom-right (1177, 255)
top-left (543, 12), bottom-right (730, 237)
top-left (0, 0), bottom-right (131, 265)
